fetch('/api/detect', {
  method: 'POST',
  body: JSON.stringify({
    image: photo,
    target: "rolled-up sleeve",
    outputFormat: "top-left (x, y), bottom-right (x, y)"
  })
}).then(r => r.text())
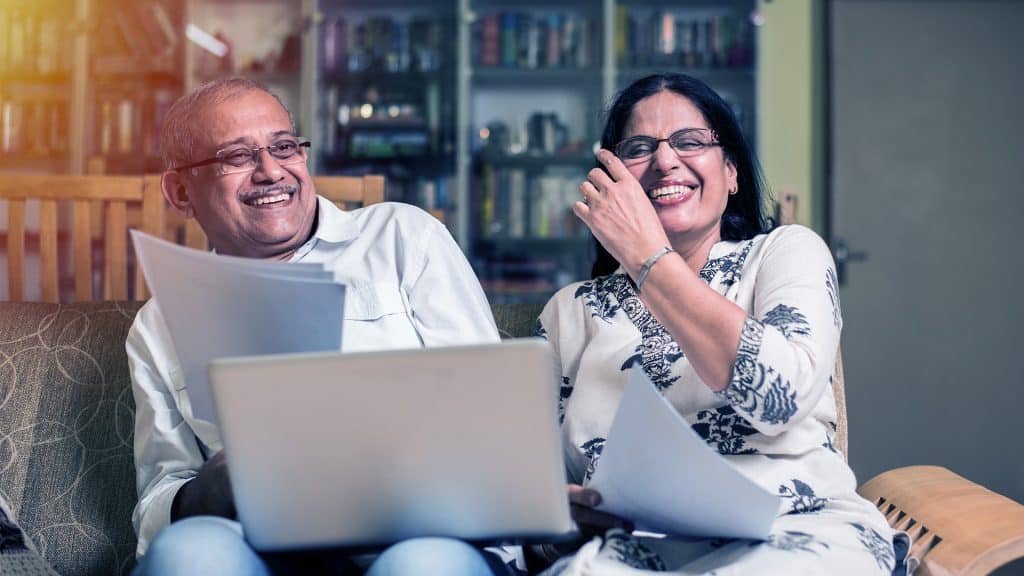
top-left (127, 301), bottom-right (205, 558)
top-left (717, 226), bottom-right (842, 436)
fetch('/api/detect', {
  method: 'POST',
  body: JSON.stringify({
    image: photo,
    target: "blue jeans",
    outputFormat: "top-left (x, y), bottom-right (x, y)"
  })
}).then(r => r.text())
top-left (132, 516), bottom-right (512, 576)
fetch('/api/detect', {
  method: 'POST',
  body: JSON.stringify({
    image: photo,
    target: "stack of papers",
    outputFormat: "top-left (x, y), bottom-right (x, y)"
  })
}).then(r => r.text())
top-left (131, 230), bottom-right (347, 425)
top-left (587, 370), bottom-right (781, 540)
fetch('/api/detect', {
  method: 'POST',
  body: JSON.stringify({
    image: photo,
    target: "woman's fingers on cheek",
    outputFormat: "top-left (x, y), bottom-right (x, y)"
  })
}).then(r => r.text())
top-left (587, 167), bottom-right (612, 190)
top-left (597, 149), bottom-right (630, 181)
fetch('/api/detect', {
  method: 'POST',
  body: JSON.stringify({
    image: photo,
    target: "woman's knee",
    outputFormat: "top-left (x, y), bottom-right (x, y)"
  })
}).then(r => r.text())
top-left (133, 516), bottom-right (269, 576)
top-left (367, 537), bottom-right (501, 576)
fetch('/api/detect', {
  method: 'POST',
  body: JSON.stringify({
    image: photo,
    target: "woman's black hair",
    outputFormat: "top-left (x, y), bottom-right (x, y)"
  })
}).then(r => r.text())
top-left (590, 73), bottom-right (772, 278)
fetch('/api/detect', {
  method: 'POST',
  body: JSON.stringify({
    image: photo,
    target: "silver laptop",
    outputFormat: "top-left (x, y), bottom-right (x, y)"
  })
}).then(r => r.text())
top-left (208, 338), bottom-right (575, 552)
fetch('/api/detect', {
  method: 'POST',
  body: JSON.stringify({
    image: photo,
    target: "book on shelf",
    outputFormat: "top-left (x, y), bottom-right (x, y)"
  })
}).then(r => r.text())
top-left (617, 8), bottom-right (752, 69)
top-left (474, 11), bottom-right (596, 70)
top-left (321, 14), bottom-right (447, 75)
top-left (478, 165), bottom-right (585, 241)
top-left (0, 7), bottom-right (74, 76)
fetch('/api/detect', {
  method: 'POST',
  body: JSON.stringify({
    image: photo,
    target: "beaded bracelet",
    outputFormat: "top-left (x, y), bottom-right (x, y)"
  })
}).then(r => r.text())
top-left (636, 246), bottom-right (676, 292)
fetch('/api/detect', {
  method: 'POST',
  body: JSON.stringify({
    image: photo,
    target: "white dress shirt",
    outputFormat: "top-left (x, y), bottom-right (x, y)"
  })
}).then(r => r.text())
top-left (128, 197), bottom-right (499, 557)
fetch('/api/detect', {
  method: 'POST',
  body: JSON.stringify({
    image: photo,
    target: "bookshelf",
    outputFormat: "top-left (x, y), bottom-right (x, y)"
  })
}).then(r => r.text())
top-left (2, 0), bottom-right (758, 304)
top-left (456, 0), bottom-right (757, 303)
top-left (314, 2), bottom-right (457, 217)
top-left (0, 0), bottom-right (187, 176)
top-left (0, 0), bottom-right (79, 174)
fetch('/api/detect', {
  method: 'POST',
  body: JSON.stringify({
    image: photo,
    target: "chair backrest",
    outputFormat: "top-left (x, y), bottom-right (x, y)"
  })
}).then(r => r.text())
top-left (1, 175), bottom-right (165, 302)
top-left (165, 174), bottom-right (387, 252)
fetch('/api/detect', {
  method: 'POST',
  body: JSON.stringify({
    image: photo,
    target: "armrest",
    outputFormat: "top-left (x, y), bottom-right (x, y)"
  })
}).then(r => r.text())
top-left (858, 465), bottom-right (1024, 576)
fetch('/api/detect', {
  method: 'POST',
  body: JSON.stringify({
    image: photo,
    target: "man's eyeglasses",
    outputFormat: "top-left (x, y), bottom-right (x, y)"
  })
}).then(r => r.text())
top-left (614, 128), bottom-right (720, 162)
top-left (173, 137), bottom-right (311, 175)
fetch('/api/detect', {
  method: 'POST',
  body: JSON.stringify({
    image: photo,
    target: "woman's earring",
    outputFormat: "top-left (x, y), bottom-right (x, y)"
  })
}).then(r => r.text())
top-left (728, 187), bottom-right (738, 195)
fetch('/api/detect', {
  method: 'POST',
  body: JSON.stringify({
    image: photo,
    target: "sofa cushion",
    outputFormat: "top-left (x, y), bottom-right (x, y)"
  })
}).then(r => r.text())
top-left (0, 301), bottom-right (144, 576)
top-left (0, 300), bottom-right (544, 576)
top-left (1, 492), bottom-right (60, 575)
top-left (490, 303), bottom-right (544, 339)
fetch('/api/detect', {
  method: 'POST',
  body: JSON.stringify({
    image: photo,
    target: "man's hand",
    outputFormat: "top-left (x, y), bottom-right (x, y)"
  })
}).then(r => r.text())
top-left (170, 451), bottom-right (236, 521)
top-left (568, 484), bottom-right (634, 538)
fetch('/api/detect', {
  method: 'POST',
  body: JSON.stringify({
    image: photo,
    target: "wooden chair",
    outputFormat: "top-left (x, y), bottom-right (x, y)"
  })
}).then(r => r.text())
top-left (164, 174), bottom-right (387, 252)
top-left (1, 174), bottom-right (164, 302)
top-left (772, 191), bottom-right (1024, 574)
top-left (825, 348), bottom-right (1024, 575)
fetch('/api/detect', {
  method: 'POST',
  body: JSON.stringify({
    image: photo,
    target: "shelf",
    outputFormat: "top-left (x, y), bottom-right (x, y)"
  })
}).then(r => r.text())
top-left (322, 0), bottom-right (454, 10)
top-left (472, 0), bottom-right (603, 9)
top-left (320, 70), bottom-right (448, 86)
top-left (320, 154), bottom-right (454, 171)
top-left (193, 70), bottom-right (300, 85)
top-left (0, 72), bottom-right (72, 84)
top-left (617, 66), bottom-right (754, 86)
top-left (618, 0), bottom-right (754, 10)
top-left (478, 151), bottom-right (595, 169)
top-left (91, 67), bottom-right (183, 85)
top-left (0, 154), bottom-right (69, 173)
top-left (475, 236), bottom-right (592, 254)
top-left (471, 67), bottom-right (603, 86)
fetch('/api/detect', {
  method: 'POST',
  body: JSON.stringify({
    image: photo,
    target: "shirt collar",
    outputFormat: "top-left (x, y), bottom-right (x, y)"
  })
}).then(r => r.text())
top-left (289, 195), bottom-right (359, 261)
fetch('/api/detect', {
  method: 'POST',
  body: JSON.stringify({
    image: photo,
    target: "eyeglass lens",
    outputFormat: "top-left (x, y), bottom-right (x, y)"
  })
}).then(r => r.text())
top-left (615, 129), bottom-right (716, 160)
top-left (217, 139), bottom-right (309, 174)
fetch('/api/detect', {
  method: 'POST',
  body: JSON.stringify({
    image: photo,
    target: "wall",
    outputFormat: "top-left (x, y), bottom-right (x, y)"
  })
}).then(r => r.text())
top-left (756, 0), bottom-right (826, 233)
top-left (831, 0), bottom-right (1024, 514)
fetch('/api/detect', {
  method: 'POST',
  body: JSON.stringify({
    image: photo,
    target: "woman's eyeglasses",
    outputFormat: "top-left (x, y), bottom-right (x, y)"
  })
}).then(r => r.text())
top-left (614, 128), bottom-right (719, 162)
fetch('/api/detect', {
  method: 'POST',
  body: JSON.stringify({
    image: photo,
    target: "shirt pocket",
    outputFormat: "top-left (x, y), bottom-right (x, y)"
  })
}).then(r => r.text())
top-left (342, 281), bottom-right (420, 350)
top-left (344, 281), bottom-right (408, 321)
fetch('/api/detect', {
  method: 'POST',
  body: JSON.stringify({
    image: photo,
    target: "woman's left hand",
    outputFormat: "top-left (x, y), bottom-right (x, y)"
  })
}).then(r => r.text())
top-left (574, 149), bottom-right (671, 277)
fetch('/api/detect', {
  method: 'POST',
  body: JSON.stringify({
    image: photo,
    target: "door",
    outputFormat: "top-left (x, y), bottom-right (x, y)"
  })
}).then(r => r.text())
top-left (830, 0), bottom-right (1024, 504)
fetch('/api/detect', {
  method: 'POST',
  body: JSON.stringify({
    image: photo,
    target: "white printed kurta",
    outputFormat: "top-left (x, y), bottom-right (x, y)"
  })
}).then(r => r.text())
top-left (536, 225), bottom-right (897, 575)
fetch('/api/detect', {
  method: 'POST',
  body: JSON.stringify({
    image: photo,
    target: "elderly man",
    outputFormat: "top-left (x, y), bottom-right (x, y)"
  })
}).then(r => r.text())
top-left (128, 77), bottom-right (512, 575)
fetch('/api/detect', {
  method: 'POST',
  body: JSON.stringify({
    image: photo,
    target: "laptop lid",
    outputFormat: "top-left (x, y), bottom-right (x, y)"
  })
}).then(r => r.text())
top-left (209, 338), bottom-right (574, 552)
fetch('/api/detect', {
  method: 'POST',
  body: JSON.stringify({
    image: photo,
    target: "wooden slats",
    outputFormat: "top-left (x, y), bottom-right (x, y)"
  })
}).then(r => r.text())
top-left (7, 199), bottom-right (26, 301)
top-left (104, 201), bottom-right (128, 300)
top-left (362, 175), bottom-right (385, 205)
top-left (314, 175), bottom-right (386, 207)
top-left (184, 219), bottom-right (208, 251)
top-left (832, 348), bottom-right (849, 460)
top-left (176, 175), bottom-right (388, 254)
top-left (39, 200), bottom-right (59, 303)
top-left (3, 174), bottom-right (385, 302)
top-left (859, 465), bottom-right (1024, 576)
top-left (73, 200), bottom-right (93, 301)
top-left (136, 176), bottom-right (166, 300)
top-left (1, 175), bottom-right (143, 201)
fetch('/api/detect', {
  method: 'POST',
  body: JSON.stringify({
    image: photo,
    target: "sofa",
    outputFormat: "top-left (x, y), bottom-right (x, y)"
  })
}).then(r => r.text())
top-left (0, 300), bottom-right (543, 576)
top-left (3, 300), bottom-right (1024, 576)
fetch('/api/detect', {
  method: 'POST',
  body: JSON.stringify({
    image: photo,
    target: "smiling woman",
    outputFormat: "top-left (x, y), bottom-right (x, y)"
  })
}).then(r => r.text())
top-left (532, 74), bottom-right (900, 575)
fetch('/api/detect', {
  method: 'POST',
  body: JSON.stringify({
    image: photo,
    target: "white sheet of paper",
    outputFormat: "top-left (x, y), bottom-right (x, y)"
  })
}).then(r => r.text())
top-left (131, 230), bottom-right (346, 424)
top-left (586, 369), bottom-right (780, 540)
